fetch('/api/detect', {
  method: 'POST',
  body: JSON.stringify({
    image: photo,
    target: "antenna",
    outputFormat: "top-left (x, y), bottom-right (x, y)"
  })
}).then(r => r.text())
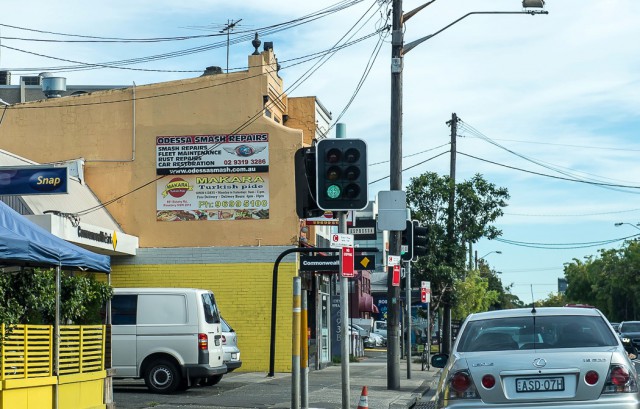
top-left (530, 284), bottom-right (537, 313)
top-left (220, 19), bottom-right (243, 74)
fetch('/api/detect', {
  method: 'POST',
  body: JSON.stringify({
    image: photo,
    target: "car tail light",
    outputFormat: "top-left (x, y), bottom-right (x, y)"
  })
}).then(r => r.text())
top-left (602, 365), bottom-right (638, 394)
top-left (198, 333), bottom-right (208, 350)
top-left (446, 371), bottom-right (479, 399)
top-left (585, 370), bottom-right (599, 385)
top-left (481, 374), bottom-right (496, 389)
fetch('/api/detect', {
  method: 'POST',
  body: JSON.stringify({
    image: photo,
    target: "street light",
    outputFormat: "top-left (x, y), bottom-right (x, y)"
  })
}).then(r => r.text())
top-left (475, 250), bottom-right (502, 269)
top-left (614, 222), bottom-right (640, 231)
top-left (387, 0), bottom-right (548, 385)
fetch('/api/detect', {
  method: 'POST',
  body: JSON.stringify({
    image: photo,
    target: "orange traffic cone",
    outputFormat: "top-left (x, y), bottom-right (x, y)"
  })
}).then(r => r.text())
top-left (357, 385), bottom-right (369, 409)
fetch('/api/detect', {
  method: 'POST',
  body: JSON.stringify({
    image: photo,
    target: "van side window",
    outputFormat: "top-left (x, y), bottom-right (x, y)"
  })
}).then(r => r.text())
top-left (202, 293), bottom-right (220, 324)
top-left (112, 294), bottom-right (137, 325)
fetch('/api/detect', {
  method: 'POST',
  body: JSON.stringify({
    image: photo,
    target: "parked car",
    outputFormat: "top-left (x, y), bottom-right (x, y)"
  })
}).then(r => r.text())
top-left (373, 320), bottom-right (387, 338)
top-left (364, 332), bottom-right (386, 348)
top-left (430, 307), bottom-right (639, 408)
top-left (200, 316), bottom-right (242, 386)
top-left (349, 323), bottom-right (370, 338)
top-left (111, 288), bottom-right (227, 394)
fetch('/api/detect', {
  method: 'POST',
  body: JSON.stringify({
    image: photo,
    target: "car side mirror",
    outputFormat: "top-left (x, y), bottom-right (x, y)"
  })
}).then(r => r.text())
top-left (431, 353), bottom-right (449, 368)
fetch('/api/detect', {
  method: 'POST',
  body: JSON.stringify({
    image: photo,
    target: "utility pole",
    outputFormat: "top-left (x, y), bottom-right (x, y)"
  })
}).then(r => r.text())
top-left (388, 0), bottom-right (403, 390)
top-left (443, 112), bottom-right (458, 355)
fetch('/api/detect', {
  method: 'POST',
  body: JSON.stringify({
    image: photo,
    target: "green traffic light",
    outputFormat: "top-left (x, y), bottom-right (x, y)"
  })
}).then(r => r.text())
top-left (326, 184), bottom-right (341, 199)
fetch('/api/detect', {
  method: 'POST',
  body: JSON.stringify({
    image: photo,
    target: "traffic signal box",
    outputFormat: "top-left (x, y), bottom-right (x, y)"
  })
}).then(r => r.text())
top-left (315, 138), bottom-right (368, 211)
top-left (413, 220), bottom-right (428, 258)
top-left (402, 220), bottom-right (428, 262)
top-left (401, 220), bottom-right (414, 262)
top-left (294, 147), bottom-right (323, 219)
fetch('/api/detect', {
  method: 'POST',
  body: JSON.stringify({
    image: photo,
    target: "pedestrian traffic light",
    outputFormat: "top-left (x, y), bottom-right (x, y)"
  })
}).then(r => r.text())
top-left (315, 138), bottom-right (368, 211)
top-left (401, 220), bottom-right (413, 262)
top-left (294, 147), bottom-right (324, 219)
top-left (413, 220), bottom-right (428, 259)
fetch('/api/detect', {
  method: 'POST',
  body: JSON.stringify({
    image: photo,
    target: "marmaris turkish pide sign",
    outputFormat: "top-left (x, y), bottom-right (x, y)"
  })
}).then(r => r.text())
top-left (155, 133), bottom-right (270, 222)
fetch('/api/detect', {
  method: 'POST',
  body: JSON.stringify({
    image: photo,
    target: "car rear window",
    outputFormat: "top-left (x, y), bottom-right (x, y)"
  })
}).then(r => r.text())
top-left (457, 315), bottom-right (618, 352)
top-left (201, 292), bottom-right (221, 324)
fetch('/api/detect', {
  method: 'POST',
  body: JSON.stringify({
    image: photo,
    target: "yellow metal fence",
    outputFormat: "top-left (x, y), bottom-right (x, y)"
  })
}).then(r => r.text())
top-left (0, 324), bottom-right (105, 380)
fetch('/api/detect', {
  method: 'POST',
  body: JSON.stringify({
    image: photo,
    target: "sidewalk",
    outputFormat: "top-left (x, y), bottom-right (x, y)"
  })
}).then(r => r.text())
top-left (224, 349), bottom-right (440, 409)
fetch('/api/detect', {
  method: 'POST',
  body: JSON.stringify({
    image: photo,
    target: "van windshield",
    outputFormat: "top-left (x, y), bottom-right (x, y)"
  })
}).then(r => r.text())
top-left (201, 293), bottom-right (221, 324)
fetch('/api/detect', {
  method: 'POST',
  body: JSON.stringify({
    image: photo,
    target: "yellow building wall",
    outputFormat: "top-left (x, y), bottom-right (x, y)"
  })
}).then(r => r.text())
top-left (110, 262), bottom-right (297, 372)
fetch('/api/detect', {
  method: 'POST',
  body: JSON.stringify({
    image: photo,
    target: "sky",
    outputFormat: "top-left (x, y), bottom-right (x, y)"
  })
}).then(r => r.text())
top-left (2, 0), bottom-right (640, 303)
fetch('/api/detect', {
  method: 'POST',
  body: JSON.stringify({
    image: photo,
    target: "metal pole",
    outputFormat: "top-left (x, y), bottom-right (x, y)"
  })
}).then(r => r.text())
top-left (443, 112), bottom-right (458, 355)
top-left (336, 122), bottom-right (351, 409)
top-left (405, 261), bottom-right (412, 379)
top-left (54, 264), bottom-right (61, 409)
top-left (301, 289), bottom-right (309, 409)
top-left (292, 277), bottom-right (301, 409)
top-left (388, 0), bottom-right (403, 390)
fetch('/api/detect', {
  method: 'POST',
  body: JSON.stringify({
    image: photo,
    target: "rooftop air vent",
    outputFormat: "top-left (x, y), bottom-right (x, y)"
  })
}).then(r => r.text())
top-left (41, 73), bottom-right (66, 98)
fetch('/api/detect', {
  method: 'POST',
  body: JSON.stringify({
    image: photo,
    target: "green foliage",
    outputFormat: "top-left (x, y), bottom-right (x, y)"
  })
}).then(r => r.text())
top-left (535, 292), bottom-right (566, 307)
top-left (0, 268), bottom-right (112, 326)
top-left (406, 172), bottom-right (510, 313)
top-left (452, 269), bottom-right (499, 320)
top-left (564, 240), bottom-right (640, 320)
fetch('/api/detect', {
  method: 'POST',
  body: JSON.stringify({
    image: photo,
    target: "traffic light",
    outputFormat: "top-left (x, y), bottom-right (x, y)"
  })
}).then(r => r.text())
top-left (294, 147), bottom-right (324, 219)
top-left (315, 138), bottom-right (368, 211)
top-left (413, 220), bottom-right (428, 259)
top-left (401, 220), bottom-right (414, 262)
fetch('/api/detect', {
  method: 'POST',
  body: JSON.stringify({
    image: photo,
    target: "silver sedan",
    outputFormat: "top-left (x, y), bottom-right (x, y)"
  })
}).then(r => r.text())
top-left (430, 307), bottom-right (640, 408)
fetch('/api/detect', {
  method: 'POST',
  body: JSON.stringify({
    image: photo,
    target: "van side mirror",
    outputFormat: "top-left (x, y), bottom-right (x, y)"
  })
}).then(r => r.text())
top-left (431, 353), bottom-right (449, 368)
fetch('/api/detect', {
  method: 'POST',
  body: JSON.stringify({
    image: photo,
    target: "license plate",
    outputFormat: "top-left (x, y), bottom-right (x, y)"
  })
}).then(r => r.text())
top-left (516, 377), bottom-right (565, 392)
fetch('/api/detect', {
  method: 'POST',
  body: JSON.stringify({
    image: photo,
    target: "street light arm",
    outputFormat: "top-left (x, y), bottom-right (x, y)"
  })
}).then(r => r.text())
top-left (403, 0), bottom-right (438, 24)
top-left (403, 10), bottom-right (548, 55)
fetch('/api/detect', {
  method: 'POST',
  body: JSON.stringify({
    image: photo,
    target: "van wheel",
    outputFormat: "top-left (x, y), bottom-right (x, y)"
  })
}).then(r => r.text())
top-left (144, 360), bottom-right (181, 394)
top-left (200, 374), bottom-right (223, 386)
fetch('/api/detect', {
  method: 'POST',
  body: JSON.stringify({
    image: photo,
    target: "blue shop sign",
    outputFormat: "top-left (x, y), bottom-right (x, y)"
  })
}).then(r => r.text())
top-left (0, 166), bottom-right (69, 195)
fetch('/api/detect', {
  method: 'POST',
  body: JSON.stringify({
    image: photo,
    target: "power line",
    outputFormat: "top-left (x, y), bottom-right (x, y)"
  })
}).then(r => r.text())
top-left (461, 134), bottom-right (640, 153)
top-left (458, 151), bottom-right (640, 190)
top-left (368, 150), bottom-right (449, 185)
top-left (504, 207), bottom-right (640, 217)
top-left (494, 233), bottom-right (640, 250)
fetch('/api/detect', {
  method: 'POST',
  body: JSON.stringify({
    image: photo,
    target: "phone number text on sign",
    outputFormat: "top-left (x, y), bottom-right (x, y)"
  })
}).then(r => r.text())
top-left (156, 174), bottom-right (269, 221)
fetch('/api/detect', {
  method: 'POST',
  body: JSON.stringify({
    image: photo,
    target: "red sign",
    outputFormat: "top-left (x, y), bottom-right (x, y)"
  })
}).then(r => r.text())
top-left (341, 246), bottom-right (355, 277)
top-left (392, 264), bottom-right (400, 286)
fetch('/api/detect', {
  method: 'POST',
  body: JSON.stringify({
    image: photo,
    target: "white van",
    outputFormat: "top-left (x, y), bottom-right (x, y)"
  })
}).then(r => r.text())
top-left (111, 288), bottom-right (227, 393)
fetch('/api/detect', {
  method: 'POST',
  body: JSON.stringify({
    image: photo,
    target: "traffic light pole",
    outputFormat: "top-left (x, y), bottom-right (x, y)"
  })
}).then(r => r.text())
top-left (388, 0), bottom-right (403, 390)
top-left (338, 211), bottom-right (350, 409)
top-left (405, 260), bottom-right (412, 379)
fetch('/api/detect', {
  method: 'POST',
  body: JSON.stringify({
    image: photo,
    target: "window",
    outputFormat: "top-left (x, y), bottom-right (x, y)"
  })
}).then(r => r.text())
top-left (202, 293), bottom-right (221, 324)
top-left (457, 315), bottom-right (618, 352)
top-left (112, 295), bottom-right (137, 325)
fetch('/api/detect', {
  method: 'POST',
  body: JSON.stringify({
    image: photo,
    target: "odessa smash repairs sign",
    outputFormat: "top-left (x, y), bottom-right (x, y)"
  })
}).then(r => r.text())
top-left (156, 133), bottom-right (269, 175)
top-left (156, 174), bottom-right (269, 221)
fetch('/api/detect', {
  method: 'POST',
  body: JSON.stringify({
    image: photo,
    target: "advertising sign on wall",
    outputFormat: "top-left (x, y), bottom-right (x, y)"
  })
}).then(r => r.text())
top-left (0, 166), bottom-right (68, 195)
top-left (156, 174), bottom-right (269, 221)
top-left (156, 133), bottom-right (269, 175)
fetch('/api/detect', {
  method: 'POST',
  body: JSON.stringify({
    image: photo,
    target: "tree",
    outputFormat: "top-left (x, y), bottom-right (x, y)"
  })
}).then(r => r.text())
top-left (452, 269), bottom-right (499, 320)
top-left (564, 239), bottom-right (640, 321)
top-left (406, 172), bottom-right (509, 316)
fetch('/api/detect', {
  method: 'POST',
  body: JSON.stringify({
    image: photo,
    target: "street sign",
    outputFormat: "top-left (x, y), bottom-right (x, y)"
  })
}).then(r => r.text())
top-left (346, 218), bottom-right (377, 240)
top-left (330, 233), bottom-right (354, 249)
top-left (421, 281), bottom-right (431, 303)
top-left (299, 254), bottom-right (377, 272)
top-left (392, 265), bottom-right (400, 286)
top-left (387, 255), bottom-right (400, 267)
top-left (340, 246), bottom-right (355, 277)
